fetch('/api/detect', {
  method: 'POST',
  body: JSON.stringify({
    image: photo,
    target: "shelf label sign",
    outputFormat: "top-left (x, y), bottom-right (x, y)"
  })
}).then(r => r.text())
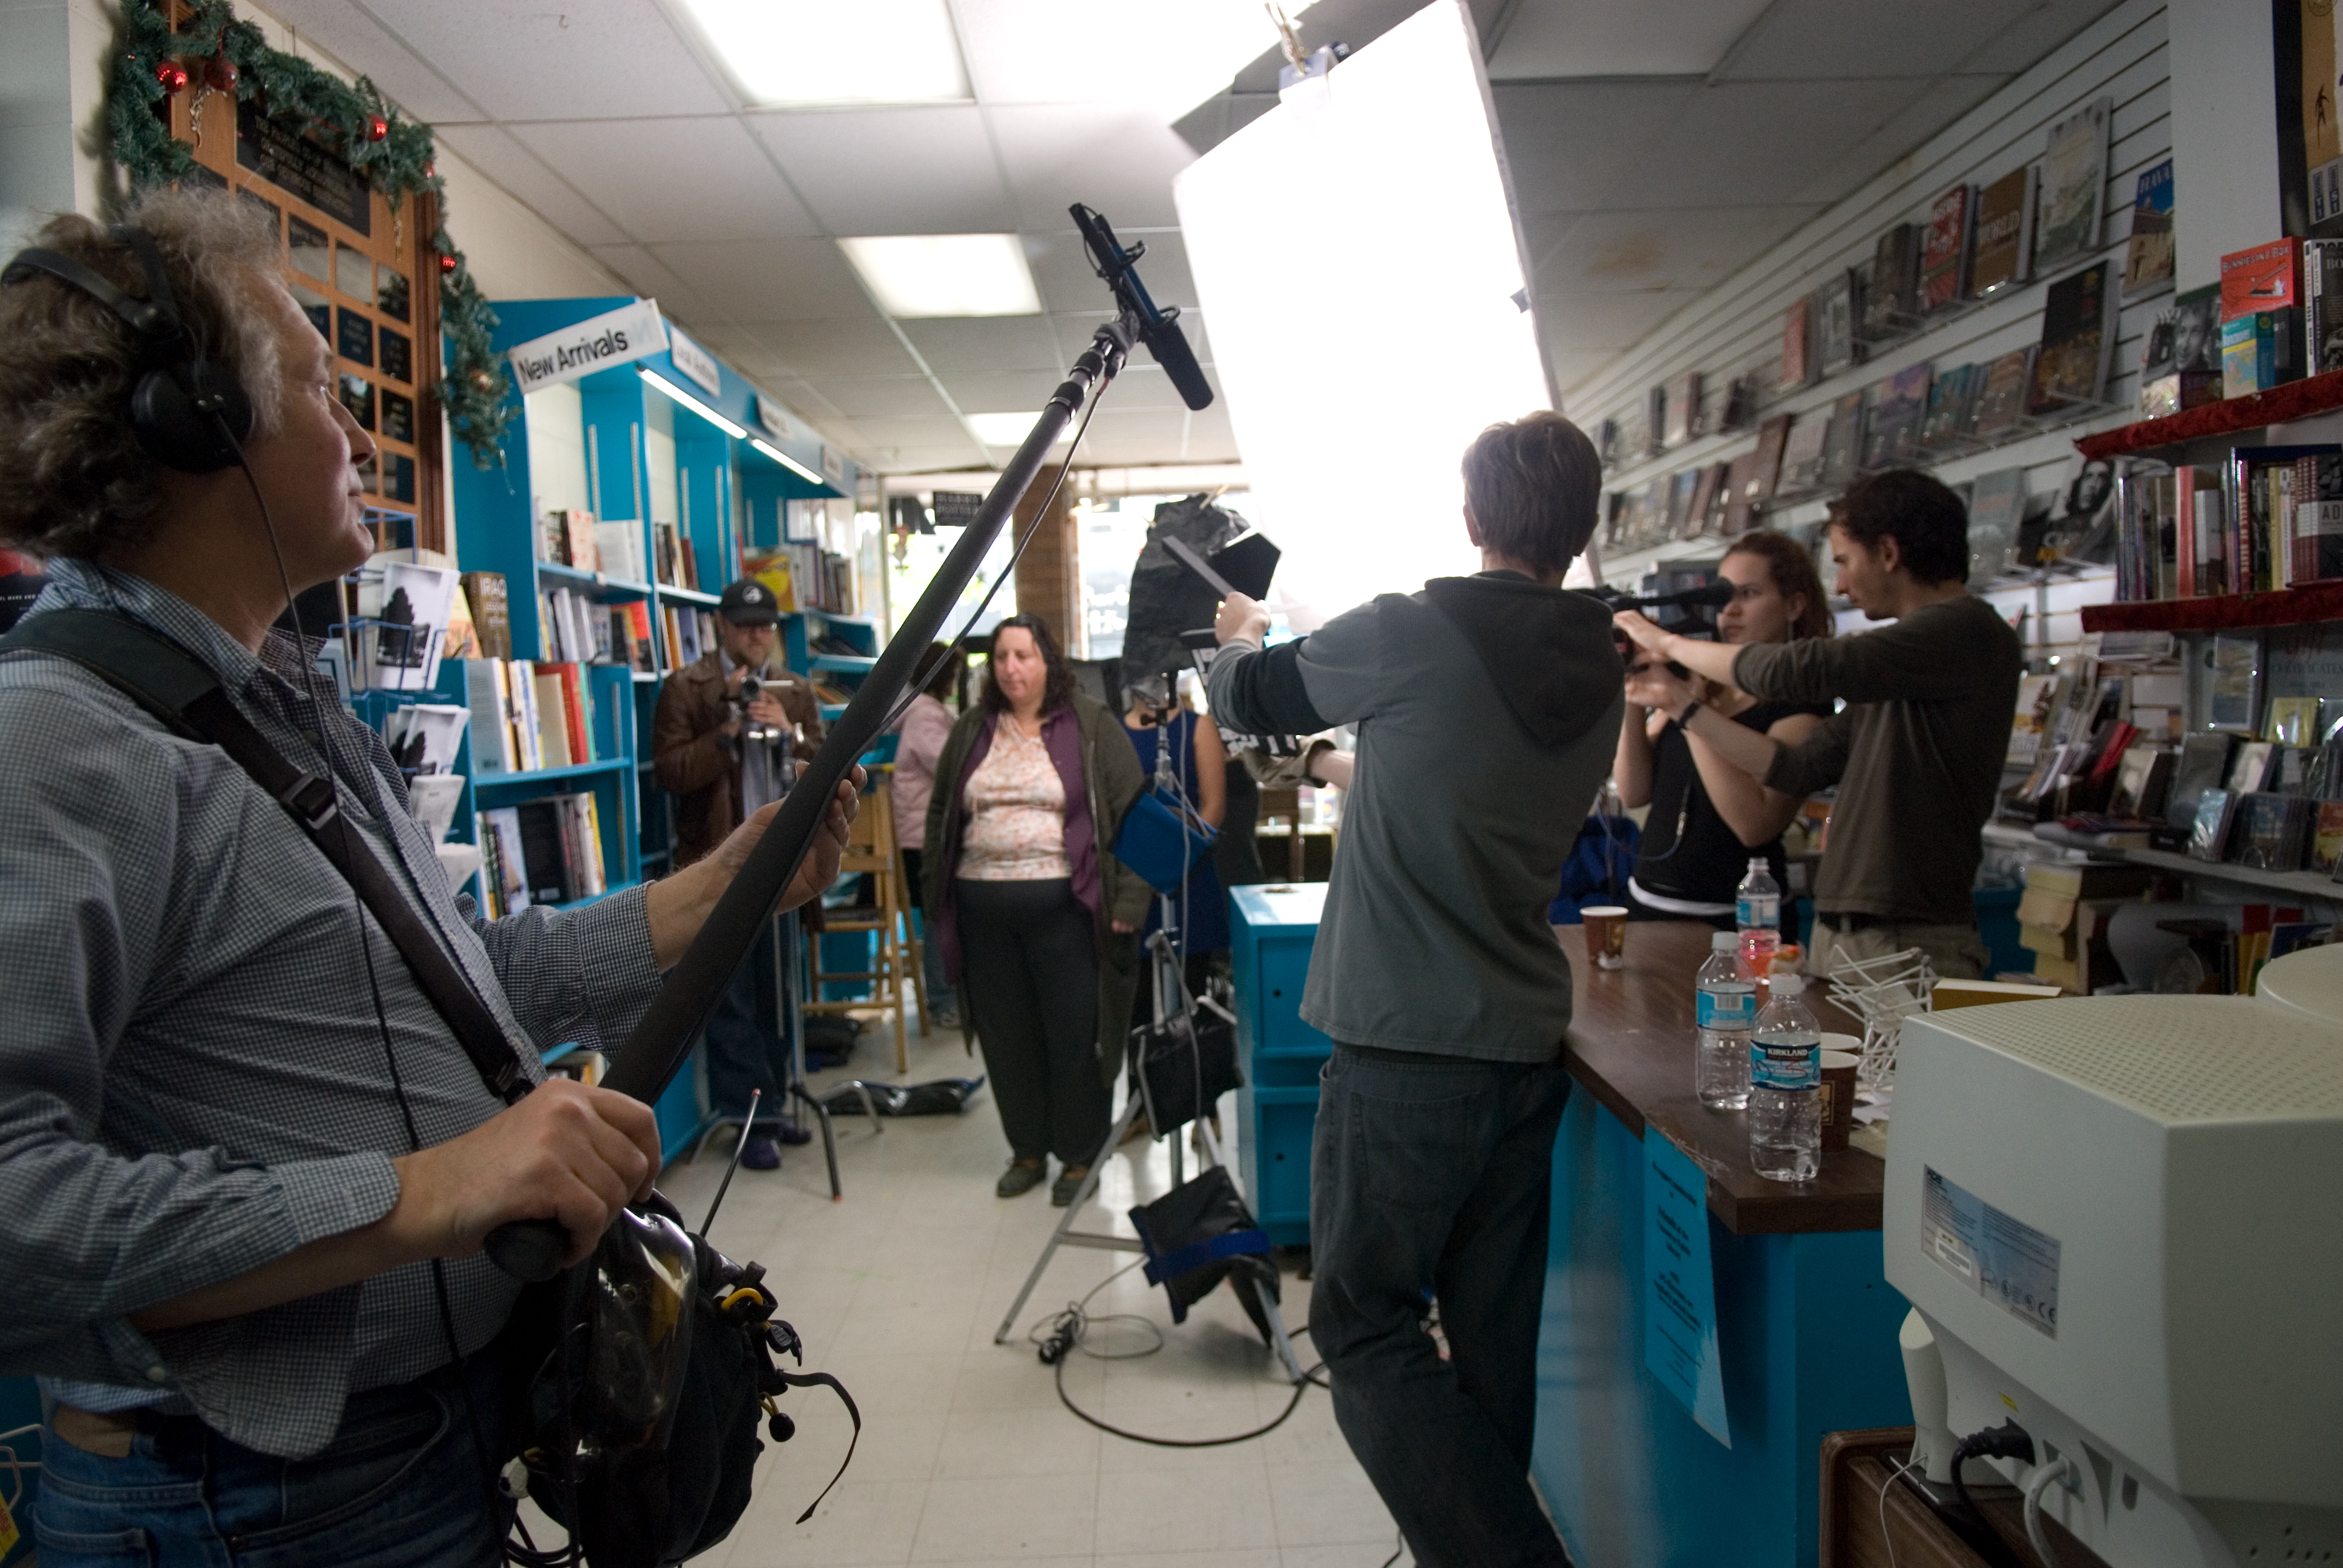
top-left (1643, 1132), bottom-right (1731, 1446)
top-left (666, 327), bottom-right (723, 397)
top-left (755, 394), bottom-right (795, 445)
top-left (508, 299), bottom-right (669, 394)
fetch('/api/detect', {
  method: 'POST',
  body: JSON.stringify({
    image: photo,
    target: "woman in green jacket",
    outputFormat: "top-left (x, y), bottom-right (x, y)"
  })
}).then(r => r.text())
top-left (923, 614), bottom-right (1150, 1204)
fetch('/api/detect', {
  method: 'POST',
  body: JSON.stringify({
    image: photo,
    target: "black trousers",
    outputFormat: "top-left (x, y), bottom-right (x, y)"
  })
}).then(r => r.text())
top-left (955, 877), bottom-right (1107, 1165)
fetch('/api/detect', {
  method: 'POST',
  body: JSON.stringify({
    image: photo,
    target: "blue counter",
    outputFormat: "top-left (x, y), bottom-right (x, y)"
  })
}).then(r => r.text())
top-left (1230, 883), bottom-right (1334, 1247)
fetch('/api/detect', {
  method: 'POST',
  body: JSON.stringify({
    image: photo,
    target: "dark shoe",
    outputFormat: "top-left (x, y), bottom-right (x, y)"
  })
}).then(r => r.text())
top-left (775, 1120), bottom-right (814, 1147)
top-left (1050, 1165), bottom-right (1091, 1207)
top-left (742, 1135), bottom-right (782, 1171)
top-left (996, 1160), bottom-right (1047, 1198)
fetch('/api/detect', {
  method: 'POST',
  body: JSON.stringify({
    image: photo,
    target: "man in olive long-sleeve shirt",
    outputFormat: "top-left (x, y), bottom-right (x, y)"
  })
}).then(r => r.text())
top-left (1616, 469), bottom-right (2021, 979)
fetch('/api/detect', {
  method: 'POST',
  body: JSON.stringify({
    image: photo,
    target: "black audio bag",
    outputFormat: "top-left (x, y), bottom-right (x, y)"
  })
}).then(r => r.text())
top-left (0, 609), bottom-right (857, 1567)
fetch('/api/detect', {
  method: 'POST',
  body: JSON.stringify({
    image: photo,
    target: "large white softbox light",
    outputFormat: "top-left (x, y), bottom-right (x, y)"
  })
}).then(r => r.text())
top-left (1173, 0), bottom-right (1551, 620)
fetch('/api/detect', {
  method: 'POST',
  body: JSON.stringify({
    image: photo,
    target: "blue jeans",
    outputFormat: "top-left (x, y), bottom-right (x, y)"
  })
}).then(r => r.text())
top-left (1310, 1044), bottom-right (1575, 1568)
top-left (33, 1356), bottom-right (510, 1568)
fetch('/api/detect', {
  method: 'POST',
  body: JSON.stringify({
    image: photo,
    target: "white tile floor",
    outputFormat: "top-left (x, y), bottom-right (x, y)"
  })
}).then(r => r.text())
top-left (643, 1016), bottom-right (1411, 1568)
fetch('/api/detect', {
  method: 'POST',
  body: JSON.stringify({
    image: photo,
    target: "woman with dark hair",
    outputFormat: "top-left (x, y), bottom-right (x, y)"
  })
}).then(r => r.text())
top-left (1611, 531), bottom-right (1832, 929)
top-left (923, 615), bottom-right (1150, 1203)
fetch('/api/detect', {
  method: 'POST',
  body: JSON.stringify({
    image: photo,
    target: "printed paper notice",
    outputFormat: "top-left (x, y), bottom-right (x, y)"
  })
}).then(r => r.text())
top-left (1921, 1166), bottom-right (2060, 1338)
top-left (1643, 1132), bottom-right (1730, 1446)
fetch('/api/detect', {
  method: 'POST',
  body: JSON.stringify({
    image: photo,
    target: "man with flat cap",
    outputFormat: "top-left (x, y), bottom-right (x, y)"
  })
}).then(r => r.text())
top-left (653, 577), bottom-right (825, 1166)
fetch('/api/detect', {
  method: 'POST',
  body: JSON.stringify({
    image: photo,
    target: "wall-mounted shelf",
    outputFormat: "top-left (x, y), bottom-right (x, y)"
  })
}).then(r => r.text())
top-left (2080, 581), bottom-right (2343, 633)
top-left (535, 560), bottom-right (651, 601)
top-left (474, 757), bottom-right (637, 788)
top-left (2120, 844), bottom-right (2342, 902)
top-left (809, 653), bottom-right (877, 675)
top-left (654, 583), bottom-right (723, 608)
top-left (2074, 368), bottom-right (2343, 460)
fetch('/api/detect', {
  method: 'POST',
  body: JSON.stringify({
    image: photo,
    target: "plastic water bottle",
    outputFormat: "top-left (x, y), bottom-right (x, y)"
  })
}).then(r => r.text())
top-left (1694, 930), bottom-right (1755, 1110)
top-left (1749, 974), bottom-right (1821, 1182)
top-left (1736, 857), bottom-right (1782, 980)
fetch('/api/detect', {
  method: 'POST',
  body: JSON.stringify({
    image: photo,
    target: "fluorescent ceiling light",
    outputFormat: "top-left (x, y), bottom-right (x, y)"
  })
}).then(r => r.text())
top-left (673, 0), bottom-right (969, 106)
top-left (751, 437), bottom-right (827, 485)
top-left (964, 0), bottom-right (1317, 119)
top-left (966, 410), bottom-right (1070, 446)
top-left (838, 234), bottom-right (1041, 318)
top-left (641, 367), bottom-right (749, 439)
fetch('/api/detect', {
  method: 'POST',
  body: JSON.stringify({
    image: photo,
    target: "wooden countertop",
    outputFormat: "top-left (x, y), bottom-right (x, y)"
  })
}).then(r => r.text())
top-left (1561, 921), bottom-right (1886, 1236)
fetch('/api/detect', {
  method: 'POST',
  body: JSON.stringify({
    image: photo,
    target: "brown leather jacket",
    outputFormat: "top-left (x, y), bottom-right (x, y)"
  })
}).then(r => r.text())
top-left (651, 652), bottom-right (824, 868)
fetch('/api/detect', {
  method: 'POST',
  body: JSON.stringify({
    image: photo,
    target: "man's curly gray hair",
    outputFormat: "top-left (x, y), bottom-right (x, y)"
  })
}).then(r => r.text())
top-left (0, 186), bottom-right (286, 561)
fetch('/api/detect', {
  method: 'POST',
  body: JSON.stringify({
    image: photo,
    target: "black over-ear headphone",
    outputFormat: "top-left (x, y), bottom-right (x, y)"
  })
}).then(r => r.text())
top-left (1, 223), bottom-right (255, 472)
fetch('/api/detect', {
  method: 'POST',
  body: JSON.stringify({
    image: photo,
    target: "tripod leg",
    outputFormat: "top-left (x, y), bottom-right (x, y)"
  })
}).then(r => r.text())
top-left (851, 1082), bottom-right (885, 1135)
top-left (792, 1082), bottom-right (842, 1201)
top-left (993, 1094), bottom-right (1144, 1344)
top-left (1253, 1273), bottom-right (1306, 1385)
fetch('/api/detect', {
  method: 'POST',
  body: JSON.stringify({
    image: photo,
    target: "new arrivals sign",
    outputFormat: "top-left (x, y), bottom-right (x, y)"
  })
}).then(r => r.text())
top-left (508, 299), bottom-right (670, 394)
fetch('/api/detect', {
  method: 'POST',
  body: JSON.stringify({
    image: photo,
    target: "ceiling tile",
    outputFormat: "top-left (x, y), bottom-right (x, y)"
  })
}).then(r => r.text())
top-left (1535, 289), bottom-right (1704, 352)
top-left (801, 376), bottom-right (952, 419)
top-left (652, 240), bottom-right (876, 323)
top-left (750, 108), bottom-right (1017, 234)
top-left (1789, 73), bottom-right (2008, 206)
top-left (254, 0), bottom-right (486, 122)
top-left (935, 370), bottom-right (1078, 413)
top-left (433, 125), bottom-right (629, 246)
top-left (356, 0), bottom-right (729, 120)
top-left (744, 319), bottom-right (922, 378)
top-left (1487, 0), bottom-right (1772, 80)
top-left (587, 243), bottom-right (713, 317)
top-left (1494, 81), bottom-right (1706, 215)
top-left (986, 105), bottom-right (1196, 229)
top-left (508, 119), bottom-right (819, 243)
top-left (841, 416), bottom-right (986, 454)
top-left (1718, 0), bottom-right (2043, 80)
top-left (897, 316), bottom-right (1066, 374)
top-left (1023, 227), bottom-right (1196, 317)
top-left (1627, 79), bottom-right (1925, 209)
top-left (1533, 206), bottom-right (1818, 295)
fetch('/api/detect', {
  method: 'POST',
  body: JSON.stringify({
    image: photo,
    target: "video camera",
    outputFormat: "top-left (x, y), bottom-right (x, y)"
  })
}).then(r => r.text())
top-left (1578, 580), bottom-right (1734, 679)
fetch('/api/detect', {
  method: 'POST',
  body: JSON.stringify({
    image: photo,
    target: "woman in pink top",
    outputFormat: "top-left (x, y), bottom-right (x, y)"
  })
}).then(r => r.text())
top-left (922, 616), bottom-right (1151, 1204)
top-left (890, 645), bottom-right (962, 1028)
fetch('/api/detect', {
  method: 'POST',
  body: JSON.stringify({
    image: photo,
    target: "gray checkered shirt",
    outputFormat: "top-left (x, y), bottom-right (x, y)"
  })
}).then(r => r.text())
top-left (0, 560), bottom-right (662, 1457)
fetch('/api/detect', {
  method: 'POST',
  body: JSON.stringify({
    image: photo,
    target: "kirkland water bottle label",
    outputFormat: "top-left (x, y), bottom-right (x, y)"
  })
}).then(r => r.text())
top-left (1697, 987), bottom-right (1756, 1029)
top-left (1737, 895), bottom-right (1780, 927)
top-left (1749, 1036), bottom-right (1818, 1091)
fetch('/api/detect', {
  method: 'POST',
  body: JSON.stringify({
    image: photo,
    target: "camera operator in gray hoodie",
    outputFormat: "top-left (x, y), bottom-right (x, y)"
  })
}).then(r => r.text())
top-left (1207, 411), bottom-right (1620, 1568)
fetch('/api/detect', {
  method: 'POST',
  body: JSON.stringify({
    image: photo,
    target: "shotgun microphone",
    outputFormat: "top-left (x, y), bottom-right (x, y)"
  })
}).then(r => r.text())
top-left (1072, 203), bottom-right (1214, 412)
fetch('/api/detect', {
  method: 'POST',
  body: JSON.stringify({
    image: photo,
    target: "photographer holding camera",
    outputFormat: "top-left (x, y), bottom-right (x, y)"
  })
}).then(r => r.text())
top-left (652, 577), bottom-right (826, 1168)
top-left (0, 191), bottom-right (857, 1564)
top-left (1207, 411), bottom-right (1620, 1568)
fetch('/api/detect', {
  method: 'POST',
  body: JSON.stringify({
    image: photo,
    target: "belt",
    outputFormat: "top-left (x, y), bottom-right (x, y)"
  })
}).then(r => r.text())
top-left (53, 1403), bottom-right (140, 1458)
top-left (1819, 911), bottom-right (1886, 933)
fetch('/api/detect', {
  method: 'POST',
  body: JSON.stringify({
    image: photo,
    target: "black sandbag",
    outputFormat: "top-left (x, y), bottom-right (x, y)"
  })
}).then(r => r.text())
top-left (819, 1076), bottom-right (985, 1116)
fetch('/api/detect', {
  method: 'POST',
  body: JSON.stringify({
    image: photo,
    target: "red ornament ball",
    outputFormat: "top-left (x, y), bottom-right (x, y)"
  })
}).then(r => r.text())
top-left (203, 56), bottom-right (238, 91)
top-left (155, 59), bottom-right (189, 95)
top-left (366, 114), bottom-right (389, 142)
top-left (438, 252), bottom-right (457, 276)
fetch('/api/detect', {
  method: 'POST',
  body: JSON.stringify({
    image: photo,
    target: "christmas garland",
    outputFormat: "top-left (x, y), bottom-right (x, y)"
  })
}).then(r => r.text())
top-left (105, 0), bottom-right (513, 468)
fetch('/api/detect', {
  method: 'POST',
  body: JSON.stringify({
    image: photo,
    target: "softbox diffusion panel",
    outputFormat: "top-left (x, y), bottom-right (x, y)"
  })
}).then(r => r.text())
top-left (1173, 0), bottom-right (1551, 621)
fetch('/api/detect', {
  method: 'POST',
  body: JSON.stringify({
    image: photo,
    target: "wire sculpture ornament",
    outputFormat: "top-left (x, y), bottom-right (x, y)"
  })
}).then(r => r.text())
top-left (1823, 944), bottom-right (1937, 1090)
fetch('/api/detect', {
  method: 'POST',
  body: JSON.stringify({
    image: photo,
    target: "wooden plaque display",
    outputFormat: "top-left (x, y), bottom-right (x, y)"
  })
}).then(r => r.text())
top-left (162, 82), bottom-right (445, 554)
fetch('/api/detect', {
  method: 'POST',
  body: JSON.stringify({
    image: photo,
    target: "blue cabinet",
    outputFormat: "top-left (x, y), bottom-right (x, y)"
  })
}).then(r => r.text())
top-left (1230, 883), bottom-right (1333, 1246)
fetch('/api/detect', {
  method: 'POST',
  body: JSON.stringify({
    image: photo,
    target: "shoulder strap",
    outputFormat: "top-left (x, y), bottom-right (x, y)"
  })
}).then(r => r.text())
top-left (0, 609), bottom-right (531, 1103)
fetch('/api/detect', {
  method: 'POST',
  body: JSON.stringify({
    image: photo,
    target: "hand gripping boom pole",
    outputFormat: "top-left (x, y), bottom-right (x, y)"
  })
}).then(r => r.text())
top-left (485, 325), bottom-right (1132, 1281)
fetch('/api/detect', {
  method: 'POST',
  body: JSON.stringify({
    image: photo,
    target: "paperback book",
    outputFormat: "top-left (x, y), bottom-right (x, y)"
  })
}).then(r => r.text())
top-left (1967, 467), bottom-right (2031, 583)
top-left (2121, 158), bottom-right (2176, 300)
top-left (1818, 390), bottom-right (1868, 488)
top-left (2305, 238), bottom-right (2343, 376)
top-left (1665, 371), bottom-right (1703, 448)
top-left (2140, 284), bottom-right (2225, 416)
top-left (1861, 362), bottom-right (1932, 469)
top-left (1863, 224), bottom-right (1921, 338)
top-left (2034, 96), bottom-right (2112, 275)
top-left (1815, 270), bottom-right (1862, 377)
top-left (1780, 298), bottom-right (1814, 391)
top-left (1921, 185), bottom-right (1975, 312)
top-left (1750, 416), bottom-right (1794, 508)
top-left (2220, 240), bottom-right (2304, 397)
top-left (1778, 412), bottom-right (1830, 492)
top-left (2027, 261), bottom-right (2116, 415)
top-left (1969, 164), bottom-right (2039, 299)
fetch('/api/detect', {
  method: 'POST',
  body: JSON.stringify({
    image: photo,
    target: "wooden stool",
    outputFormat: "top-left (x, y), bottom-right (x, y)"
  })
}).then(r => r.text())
top-left (804, 775), bottom-right (921, 1074)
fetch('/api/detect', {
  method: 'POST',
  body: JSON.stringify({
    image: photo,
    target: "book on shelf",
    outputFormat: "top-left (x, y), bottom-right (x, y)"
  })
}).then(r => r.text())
top-left (1818, 390), bottom-right (1867, 488)
top-left (1750, 414), bottom-right (1794, 503)
top-left (1815, 270), bottom-right (1862, 377)
top-left (2222, 443), bottom-right (2341, 593)
top-left (1663, 370), bottom-right (1702, 448)
top-left (382, 702), bottom-right (470, 779)
top-left (2121, 158), bottom-right (2175, 300)
top-left (2027, 261), bottom-right (2116, 415)
top-left (1686, 462), bottom-right (1728, 537)
top-left (652, 521), bottom-right (682, 587)
top-left (2304, 240), bottom-right (2343, 377)
top-left (442, 580), bottom-right (482, 660)
top-left (1778, 412), bottom-right (1829, 492)
top-left (1662, 469), bottom-right (1699, 535)
top-left (1863, 224), bottom-right (1921, 338)
top-left (536, 512), bottom-right (569, 567)
top-left (1921, 362), bottom-right (1984, 448)
top-left (2220, 240), bottom-right (2304, 397)
top-left (2291, 452), bottom-right (2343, 584)
top-left (479, 806), bottom-right (531, 916)
top-left (368, 560), bottom-right (460, 693)
top-left (2139, 284), bottom-right (2226, 416)
top-left (1966, 467), bottom-right (2030, 582)
top-left (1720, 451), bottom-right (1758, 534)
top-left (1596, 417), bottom-right (1620, 469)
top-left (1920, 185), bottom-right (1975, 312)
top-left (1861, 362), bottom-right (1931, 469)
top-left (503, 794), bottom-right (608, 907)
top-left (1778, 297), bottom-right (1812, 392)
top-left (2175, 465), bottom-right (2229, 596)
top-left (620, 601), bottom-right (657, 673)
top-left (1971, 347), bottom-right (2037, 436)
top-left (1719, 370), bottom-right (1762, 433)
top-left (561, 511), bottom-right (600, 574)
top-left (1969, 163), bottom-right (2038, 299)
top-left (593, 520), bottom-right (647, 584)
top-left (2033, 96), bottom-right (2112, 275)
top-left (680, 536), bottom-right (701, 592)
top-left (460, 573), bottom-right (511, 661)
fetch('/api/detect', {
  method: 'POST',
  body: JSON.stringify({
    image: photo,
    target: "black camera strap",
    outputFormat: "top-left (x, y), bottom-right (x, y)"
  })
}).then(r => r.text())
top-left (0, 608), bottom-right (531, 1103)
